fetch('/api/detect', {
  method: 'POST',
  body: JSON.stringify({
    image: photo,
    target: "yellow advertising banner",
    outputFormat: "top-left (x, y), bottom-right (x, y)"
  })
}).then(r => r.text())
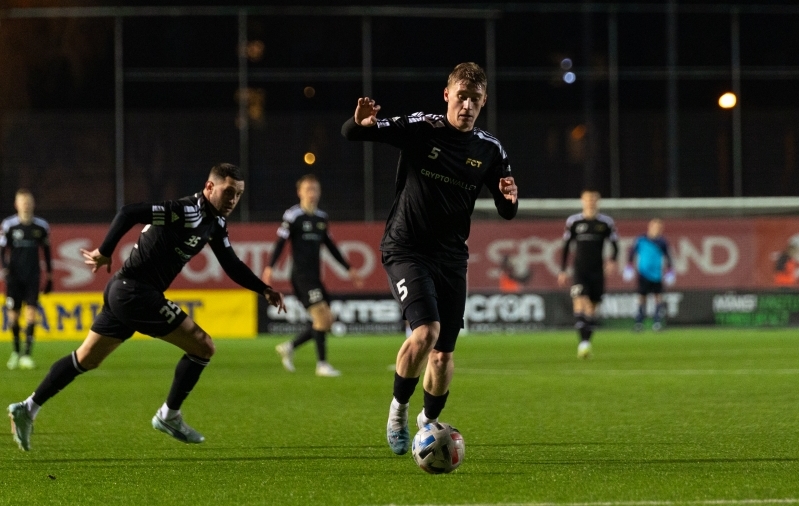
top-left (1, 290), bottom-right (257, 341)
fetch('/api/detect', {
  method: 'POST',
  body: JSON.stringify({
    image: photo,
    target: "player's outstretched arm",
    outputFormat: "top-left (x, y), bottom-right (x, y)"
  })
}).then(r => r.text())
top-left (353, 97), bottom-right (381, 127)
top-left (264, 287), bottom-right (287, 314)
top-left (261, 266), bottom-right (273, 285)
top-left (80, 248), bottom-right (112, 274)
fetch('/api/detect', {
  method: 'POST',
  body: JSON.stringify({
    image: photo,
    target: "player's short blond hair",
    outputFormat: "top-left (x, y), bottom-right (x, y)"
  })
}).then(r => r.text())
top-left (15, 188), bottom-right (33, 199)
top-left (296, 174), bottom-right (320, 190)
top-left (447, 62), bottom-right (487, 91)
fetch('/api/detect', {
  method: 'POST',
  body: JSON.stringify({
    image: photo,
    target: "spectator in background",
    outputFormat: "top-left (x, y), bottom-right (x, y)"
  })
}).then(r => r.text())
top-left (774, 241), bottom-right (799, 287)
top-left (1, 189), bottom-right (52, 371)
top-left (624, 218), bottom-right (674, 331)
top-left (498, 254), bottom-right (531, 293)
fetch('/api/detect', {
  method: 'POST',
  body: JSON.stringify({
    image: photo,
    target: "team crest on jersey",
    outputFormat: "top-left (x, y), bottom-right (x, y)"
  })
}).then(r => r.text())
top-left (576, 223), bottom-right (588, 233)
top-left (596, 224), bottom-right (606, 231)
top-left (303, 221), bottom-right (313, 232)
top-left (12, 229), bottom-right (24, 240)
top-left (316, 222), bottom-right (326, 230)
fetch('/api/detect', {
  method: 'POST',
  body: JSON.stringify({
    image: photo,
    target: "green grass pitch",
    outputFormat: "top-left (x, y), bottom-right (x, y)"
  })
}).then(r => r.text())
top-left (2, 328), bottom-right (799, 505)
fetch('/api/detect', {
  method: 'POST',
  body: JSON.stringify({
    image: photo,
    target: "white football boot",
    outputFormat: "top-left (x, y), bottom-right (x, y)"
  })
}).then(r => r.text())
top-left (275, 341), bottom-right (295, 372)
top-left (577, 340), bottom-right (592, 359)
top-left (315, 362), bottom-right (341, 377)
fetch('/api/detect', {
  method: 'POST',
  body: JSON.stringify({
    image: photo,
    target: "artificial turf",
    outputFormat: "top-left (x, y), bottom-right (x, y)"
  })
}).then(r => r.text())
top-left (1, 328), bottom-right (798, 505)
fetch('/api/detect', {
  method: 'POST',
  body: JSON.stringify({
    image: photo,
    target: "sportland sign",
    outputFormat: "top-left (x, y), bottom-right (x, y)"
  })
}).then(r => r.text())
top-left (36, 217), bottom-right (799, 293)
top-left (6, 218), bottom-right (799, 332)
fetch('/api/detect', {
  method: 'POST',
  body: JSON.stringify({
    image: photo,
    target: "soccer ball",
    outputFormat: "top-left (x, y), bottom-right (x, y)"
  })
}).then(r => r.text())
top-left (411, 422), bottom-right (465, 474)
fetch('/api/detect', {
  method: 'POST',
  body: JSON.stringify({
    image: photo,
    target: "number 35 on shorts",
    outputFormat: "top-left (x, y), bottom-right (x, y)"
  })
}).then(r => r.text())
top-left (160, 300), bottom-right (182, 324)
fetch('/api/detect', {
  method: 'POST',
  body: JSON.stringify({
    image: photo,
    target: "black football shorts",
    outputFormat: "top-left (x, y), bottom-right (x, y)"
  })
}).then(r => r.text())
top-left (291, 277), bottom-right (330, 309)
top-left (382, 252), bottom-right (467, 353)
top-left (571, 270), bottom-right (605, 303)
top-left (91, 276), bottom-right (187, 341)
top-left (637, 275), bottom-right (663, 295)
top-left (4, 276), bottom-right (40, 311)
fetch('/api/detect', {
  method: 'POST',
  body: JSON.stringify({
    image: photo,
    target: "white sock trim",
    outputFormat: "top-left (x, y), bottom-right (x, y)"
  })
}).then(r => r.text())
top-left (158, 402), bottom-right (180, 420)
top-left (25, 395), bottom-right (41, 420)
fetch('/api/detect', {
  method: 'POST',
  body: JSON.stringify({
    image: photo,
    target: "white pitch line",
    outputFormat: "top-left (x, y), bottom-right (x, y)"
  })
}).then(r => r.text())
top-left (456, 368), bottom-right (799, 376)
top-left (376, 498), bottom-right (799, 506)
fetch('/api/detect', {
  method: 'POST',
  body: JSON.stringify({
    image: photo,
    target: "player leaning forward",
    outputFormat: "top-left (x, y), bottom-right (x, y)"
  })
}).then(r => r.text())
top-left (7, 163), bottom-right (286, 451)
top-left (342, 62), bottom-right (519, 455)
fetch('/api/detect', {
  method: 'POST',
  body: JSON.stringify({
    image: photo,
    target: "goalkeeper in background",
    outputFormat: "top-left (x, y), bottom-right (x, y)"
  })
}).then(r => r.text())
top-left (624, 218), bottom-right (674, 331)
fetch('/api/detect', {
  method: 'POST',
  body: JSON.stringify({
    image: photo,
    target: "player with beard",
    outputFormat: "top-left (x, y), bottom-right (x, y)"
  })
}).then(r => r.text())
top-left (7, 163), bottom-right (286, 451)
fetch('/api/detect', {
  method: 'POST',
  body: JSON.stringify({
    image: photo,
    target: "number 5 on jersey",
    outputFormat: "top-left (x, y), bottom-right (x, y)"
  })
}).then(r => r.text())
top-left (396, 278), bottom-right (408, 301)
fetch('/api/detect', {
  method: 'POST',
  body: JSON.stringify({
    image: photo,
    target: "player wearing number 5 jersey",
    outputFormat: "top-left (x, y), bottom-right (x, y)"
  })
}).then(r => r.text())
top-left (342, 62), bottom-right (518, 455)
top-left (7, 164), bottom-right (286, 452)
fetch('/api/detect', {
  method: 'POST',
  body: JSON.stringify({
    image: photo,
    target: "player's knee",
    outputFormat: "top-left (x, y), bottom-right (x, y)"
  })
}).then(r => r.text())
top-left (428, 350), bottom-right (452, 370)
top-left (413, 322), bottom-right (440, 348)
top-left (188, 325), bottom-right (216, 359)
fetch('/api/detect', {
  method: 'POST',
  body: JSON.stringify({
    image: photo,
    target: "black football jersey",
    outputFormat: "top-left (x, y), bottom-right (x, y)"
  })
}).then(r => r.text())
top-left (270, 204), bottom-right (350, 282)
top-left (561, 213), bottom-right (619, 273)
top-left (343, 113), bottom-right (517, 261)
top-left (0, 215), bottom-right (51, 281)
top-left (98, 193), bottom-right (266, 294)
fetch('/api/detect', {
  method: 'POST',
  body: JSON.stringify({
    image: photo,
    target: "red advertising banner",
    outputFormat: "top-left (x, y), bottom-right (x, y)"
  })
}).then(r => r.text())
top-left (36, 217), bottom-right (799, 293)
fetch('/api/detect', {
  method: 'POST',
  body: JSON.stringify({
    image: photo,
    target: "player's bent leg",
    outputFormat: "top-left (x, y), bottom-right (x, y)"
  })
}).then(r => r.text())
top-left (7, 309), bottom-right (20, 370)
top-left (418, 350), bottom-right (454, 429)
top-left (308, 302), bottom-right (340, 376)
top-left (7, 331), bottom-right (114, 451)
top-left (18, 305), bottom-right (37, 368)
top-left (387, 322), bottom-right (440, 455)
top-left (152, 317), bottom-right (211, 444)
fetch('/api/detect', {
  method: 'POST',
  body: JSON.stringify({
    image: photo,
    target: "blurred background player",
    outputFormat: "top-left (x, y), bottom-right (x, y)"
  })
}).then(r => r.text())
top-left (1, 189), bottom-right (52, 370)
top-left (7, 164), bottom-right (286, 451)
top-left (558, 190), bottom-right (618, 359)
top-left (342, 62), bottom-right (518, 455)
top-left (624, 218), bottom-right (674, 331)
top-left (263, 174), bottom-right (362, 377)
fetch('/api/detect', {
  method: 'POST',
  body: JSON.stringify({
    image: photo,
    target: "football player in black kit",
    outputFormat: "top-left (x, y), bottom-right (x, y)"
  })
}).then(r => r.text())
top-left (7, 164), bottom-right (286, 451)
top-left (263, 174), bottom-right (362, 377)
top-left (558, 190), bottom-right (619, 359)
top-left (342, 62), bottom-right (519, 455)
top-left (1, 189), bottom-right (52, 371)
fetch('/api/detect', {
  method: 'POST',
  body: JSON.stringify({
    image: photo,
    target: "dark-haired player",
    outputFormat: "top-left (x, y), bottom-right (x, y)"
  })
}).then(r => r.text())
top-left (558, 190), bottom-right (618, 359)
top-left (263, 174), bottom-right (362, 377)
top-left (342, 62), bottom-right (519, 455)
top-left (1, 189), bottom-right (52, 370)
top-left (7, 163), bottom-right (286, 451)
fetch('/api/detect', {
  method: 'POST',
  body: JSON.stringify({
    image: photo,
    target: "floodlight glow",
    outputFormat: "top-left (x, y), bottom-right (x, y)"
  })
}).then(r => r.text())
top-left (304, 152), bottom-right (316, 165)
top-left (560, 58), bottom-right (573, 70)
top-left (304, 86), bottom-right (316, 98)
top-left (718, 92), bottom-right (737, 109)
top-left (563, 72), bottom-right (576, 84)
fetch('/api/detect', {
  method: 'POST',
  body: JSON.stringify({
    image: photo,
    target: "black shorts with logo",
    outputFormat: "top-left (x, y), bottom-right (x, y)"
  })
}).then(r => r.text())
top-left (91, 276), bottom-right (187, 341)
top-left (571, 270), bottom-right (605, 303)
top-left (291, 277), bottom-right (330, 308)
top-left (382, 251), bottom-right (467, 353)
top-left (637, 275), bottom-right (663, 295)
top-left (4, 276), bottom-right (40, 311)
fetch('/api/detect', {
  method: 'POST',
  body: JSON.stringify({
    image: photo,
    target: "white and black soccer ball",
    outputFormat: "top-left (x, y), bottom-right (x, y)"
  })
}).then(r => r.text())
top-left (411, 422), bottom-right (465, 474)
